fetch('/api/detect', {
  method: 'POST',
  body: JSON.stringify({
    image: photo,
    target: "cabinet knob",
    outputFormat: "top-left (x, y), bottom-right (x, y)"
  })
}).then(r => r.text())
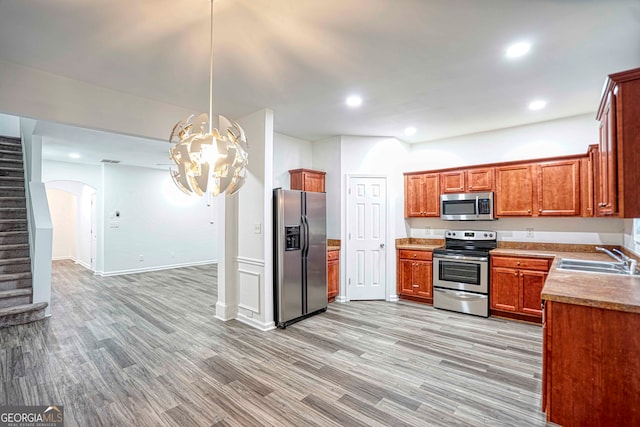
top-left (413, 254), bottom-right (417, 258)
top-left (527, 209), bottom-right (531, 213)
top-left (516, 261), bottom-right (520, 265)
top-left (520, 273), bottom-right (523, 277)
top-left (413, 284), bottom-right (419, 288)
top-left (514, 272), bottom-right (518, 276)
top-left (539, 209), bottom-right (542, 213)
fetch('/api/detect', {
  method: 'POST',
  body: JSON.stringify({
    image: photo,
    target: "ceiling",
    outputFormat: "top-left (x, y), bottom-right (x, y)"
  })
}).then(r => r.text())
top-left (1, 0), bottom-right (639, 167)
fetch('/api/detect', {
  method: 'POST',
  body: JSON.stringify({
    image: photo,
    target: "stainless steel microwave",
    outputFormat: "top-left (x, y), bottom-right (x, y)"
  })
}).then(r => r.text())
top-left (440, 192), bottom-right (494, 221)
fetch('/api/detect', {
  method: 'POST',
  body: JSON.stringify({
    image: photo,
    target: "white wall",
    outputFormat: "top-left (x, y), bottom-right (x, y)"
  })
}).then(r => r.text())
top-left (0, 113), bottom-right (20, 137)
top-left (45, 180), bottom-right (96, 269)
top-left (101, 164), bottom-right (217, 274)
top-left (312, 136), bottom-right (342, 239)
top-left (406, 113), bottom-right (598, 172)
top-left (46, 188), bottom-right (77, 260)
top-left (272, 132), bottom-right (312, 190)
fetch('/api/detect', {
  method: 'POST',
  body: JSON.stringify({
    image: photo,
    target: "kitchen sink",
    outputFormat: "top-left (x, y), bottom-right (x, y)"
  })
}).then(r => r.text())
top-left (557, 258), bottom-right (638, 275)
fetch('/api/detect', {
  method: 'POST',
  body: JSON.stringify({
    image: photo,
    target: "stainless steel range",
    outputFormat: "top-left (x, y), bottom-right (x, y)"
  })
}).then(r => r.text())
top-left (432, 230), bottom-right (497, 317)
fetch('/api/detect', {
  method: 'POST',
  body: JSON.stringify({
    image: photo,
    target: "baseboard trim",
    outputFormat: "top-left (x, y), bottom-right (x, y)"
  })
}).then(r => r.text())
top-left (52, 256), bottom-right (74, 261)
top-left (236, 313), bottom-right (276, 331)
top-left (215, 301), bottom-right (238, 322)
top-left (97, 260), bottom-right (217, 277)
top-left (75, 259), bottom-right (91, 270)
top-left (336, 295), bottom-right (348, 303)
top-left (387, 294), bottom-right (399, 302)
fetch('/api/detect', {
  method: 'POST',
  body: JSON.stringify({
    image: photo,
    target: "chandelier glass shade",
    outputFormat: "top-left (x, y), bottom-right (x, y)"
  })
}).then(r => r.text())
top-left (168, 0), bottom-right (248, 197)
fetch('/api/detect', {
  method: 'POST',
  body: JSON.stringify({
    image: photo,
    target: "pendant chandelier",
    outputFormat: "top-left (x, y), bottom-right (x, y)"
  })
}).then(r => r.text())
top-left (169, 0), bottom-right (248, 197)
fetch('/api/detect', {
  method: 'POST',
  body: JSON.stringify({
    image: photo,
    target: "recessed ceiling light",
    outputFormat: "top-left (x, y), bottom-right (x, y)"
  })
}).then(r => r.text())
top-left (529, 100), bottom-right (547, 110)
top-left (69, 153), bottom-right (81, 159)
top-left (505, 42), bottom-right (531, 59)
top-left (404, 127), bottom-right (417, 136)
top-left (346, 95), bottom-right (362, 107)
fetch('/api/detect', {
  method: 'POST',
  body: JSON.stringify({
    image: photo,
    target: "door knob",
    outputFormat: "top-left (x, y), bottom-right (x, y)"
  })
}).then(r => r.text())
top-left (380, 243), bottom-right (385, 249)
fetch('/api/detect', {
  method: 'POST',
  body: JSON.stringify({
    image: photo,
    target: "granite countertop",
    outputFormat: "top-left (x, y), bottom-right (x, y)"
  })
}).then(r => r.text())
top-left (328, 246), bottom-right (340, 251)
top-left (491, 248), bottom-right (640, 314)
top-left (395, 238), bottom-right (444, 252)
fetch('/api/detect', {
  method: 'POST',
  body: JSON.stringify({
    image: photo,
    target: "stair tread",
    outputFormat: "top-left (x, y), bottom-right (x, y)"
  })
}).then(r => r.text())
top-left (0, 302), bottom-right (47, 317)
top-left (0, 197), bottom-right (26, 200)
top-left (0, 257), bottom-right (30, 265)
top-left (0, 158), bottom-right (22, 163)
top-left (0, 219), bottom-right (27, 222)
top-left (0, 231), bottom-right (28, 235)
top-left (0, 244), bottom-right (29, 251)
top-left (0, 177), bottom-right (22, 180)
top-left (0, 288), bottom-right (31, 298)
top-left (0, 207), bottom-right (26, 210)
top-left (0, 272), bottom-right (32, 281)
top-left (0, 166), bottom-right (23, 171)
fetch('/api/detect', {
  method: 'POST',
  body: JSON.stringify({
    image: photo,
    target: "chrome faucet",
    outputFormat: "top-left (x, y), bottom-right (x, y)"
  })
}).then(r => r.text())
top-left (612, 248), bottom-right (638, 275)
top-left (595, 246), bottom-right (623, 263)
top-left (596, 246), bottom-right (638, 274)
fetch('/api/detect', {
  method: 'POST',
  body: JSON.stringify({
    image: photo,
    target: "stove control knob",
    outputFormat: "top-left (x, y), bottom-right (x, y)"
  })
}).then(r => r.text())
top-left (484, 233), bottom-right (488, 237)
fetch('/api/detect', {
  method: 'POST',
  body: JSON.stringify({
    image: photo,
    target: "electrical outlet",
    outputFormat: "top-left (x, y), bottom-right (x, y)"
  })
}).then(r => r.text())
top-left (139, 255), bottom-right (144, 261)
top-left (425, 226), bottom-right (432, 236)
top-left (526, 228), bottom-right (534, 238)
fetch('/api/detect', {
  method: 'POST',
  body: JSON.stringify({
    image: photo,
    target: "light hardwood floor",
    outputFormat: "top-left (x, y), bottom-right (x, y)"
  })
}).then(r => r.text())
top-left (0, 260), bottom-right (554, 426)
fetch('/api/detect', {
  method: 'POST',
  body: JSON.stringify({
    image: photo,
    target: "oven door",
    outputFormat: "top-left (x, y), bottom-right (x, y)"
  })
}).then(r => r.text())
top-left (433, 253), bottom-right (488, 294)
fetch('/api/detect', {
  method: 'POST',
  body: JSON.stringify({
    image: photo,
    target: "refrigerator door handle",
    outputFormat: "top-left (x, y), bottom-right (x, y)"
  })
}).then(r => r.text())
top-left (301, 215), bottom-right (309, 258)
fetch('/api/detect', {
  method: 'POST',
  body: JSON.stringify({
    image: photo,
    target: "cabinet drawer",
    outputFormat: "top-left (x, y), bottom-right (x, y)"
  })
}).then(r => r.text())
top-left (399, 250), bottom-right (433, 261)
top-left (491, 256), bottom-right (550, 271)
top-left (328, 250), bottom-right (340, 261)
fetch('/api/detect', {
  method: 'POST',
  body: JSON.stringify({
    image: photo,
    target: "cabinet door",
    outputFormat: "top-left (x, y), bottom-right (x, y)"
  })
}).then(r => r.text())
top-left (597, 91), bottom-right (618, 216)
top-left (495, 165), bottom-right (534, 216)
top-left (537, 160), bottom-right (580, 216)
top-left (441, 171), bottom-right (465, 193)
top-left (304, 172), bottom-right (325, 192)
top-left (467, 167), bottom-right (494, 192)
top-left (413, 261), bottom-right (433, 299)
top-left (520, 270), bottom-right (546, 317)
top-left (399, 259), bottom-right (415, 295)
top-left (405, 175), bottom-right (425, 217)
top-left (327, 259), bottom-right (339, 299)
top-left (490, 267), bottom-right (519, 312)
top-left (422, 173), bottom-right (440, 217)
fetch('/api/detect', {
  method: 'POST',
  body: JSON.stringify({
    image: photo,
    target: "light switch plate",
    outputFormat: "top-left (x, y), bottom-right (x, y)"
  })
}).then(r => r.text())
top-left (254, 223), bottom-right (262, 234)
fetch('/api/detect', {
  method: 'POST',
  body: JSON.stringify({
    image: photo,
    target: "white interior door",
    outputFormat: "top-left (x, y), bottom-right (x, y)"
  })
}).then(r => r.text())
top-left (347, 176), bottom-right (387, 300)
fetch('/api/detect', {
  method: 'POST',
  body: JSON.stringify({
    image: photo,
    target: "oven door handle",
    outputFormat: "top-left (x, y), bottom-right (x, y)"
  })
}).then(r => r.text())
top-left (435, 288), bottom-right (486, 300)
top-left (433, 253), bottom-right (488, 262)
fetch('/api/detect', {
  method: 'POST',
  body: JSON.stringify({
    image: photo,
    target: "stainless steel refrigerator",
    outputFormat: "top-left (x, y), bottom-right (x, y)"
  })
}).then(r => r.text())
top-left (273, 188), bottom-right (327, 328)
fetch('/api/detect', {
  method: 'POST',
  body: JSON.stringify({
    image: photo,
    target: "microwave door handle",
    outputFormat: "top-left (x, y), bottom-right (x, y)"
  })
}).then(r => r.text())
top-left (475, 196), bottom-right (479, 215)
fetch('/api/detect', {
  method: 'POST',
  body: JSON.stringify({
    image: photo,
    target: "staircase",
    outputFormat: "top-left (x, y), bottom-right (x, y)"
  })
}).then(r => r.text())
top-left (0, 136), bottom-right (47, 328)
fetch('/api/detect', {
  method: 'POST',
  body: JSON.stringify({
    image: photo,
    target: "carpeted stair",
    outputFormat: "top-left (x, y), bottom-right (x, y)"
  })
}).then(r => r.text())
top-left (0, 136), bottom-right (47, 327)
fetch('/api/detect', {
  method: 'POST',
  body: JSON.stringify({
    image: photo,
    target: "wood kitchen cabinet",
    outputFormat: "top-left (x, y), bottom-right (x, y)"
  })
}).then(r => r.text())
top-left (327, 248), bottom-right (339, 302)
top-left (542, 301), bottom-right (640, 425)
top-left (490, 255), bottom-right (551, 322)
top-left (397, 250), bottom-right (433, 303)
top-left (289, 168), bottom-right (326, 192)
top-left (404, 173), bottom-right (439, 217)
top-left (580, 145), bottom-right (598, 217)
top-left (495, 164), bottom-right (534, 216)
top-left (595, 67), bottom-right (640, 218)
top-left (441, 167), bottom-right (494, 193)
top-left (536, 159), bottom-right (581, 216)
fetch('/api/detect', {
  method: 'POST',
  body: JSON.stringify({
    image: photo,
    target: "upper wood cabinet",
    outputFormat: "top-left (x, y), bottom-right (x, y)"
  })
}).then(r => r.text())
top-left (495, 164), bottom-right (534, 216)
top-left (289, 168), bottom-right (326, 192)
top-left (441, 167), bottom-right (494, 193)
top-left (404, 173), bottom-right (440, 217)
top-left (595, 67), bottom-right (640, 218)
top-left (537, 159), bottom-right (581, 216)
top-left (580, 145), bottom-right (598, 217)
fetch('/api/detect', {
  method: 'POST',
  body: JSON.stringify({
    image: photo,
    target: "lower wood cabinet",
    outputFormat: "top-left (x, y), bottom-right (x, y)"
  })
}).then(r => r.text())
top-left (397, 249), bottom-right (433, 303)
top-left (327, 249), bottom-right (339, 302)
top-left (542, 301), bottom-right (640, 425)
top-left (490, 255), bottom-right (551, 321)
